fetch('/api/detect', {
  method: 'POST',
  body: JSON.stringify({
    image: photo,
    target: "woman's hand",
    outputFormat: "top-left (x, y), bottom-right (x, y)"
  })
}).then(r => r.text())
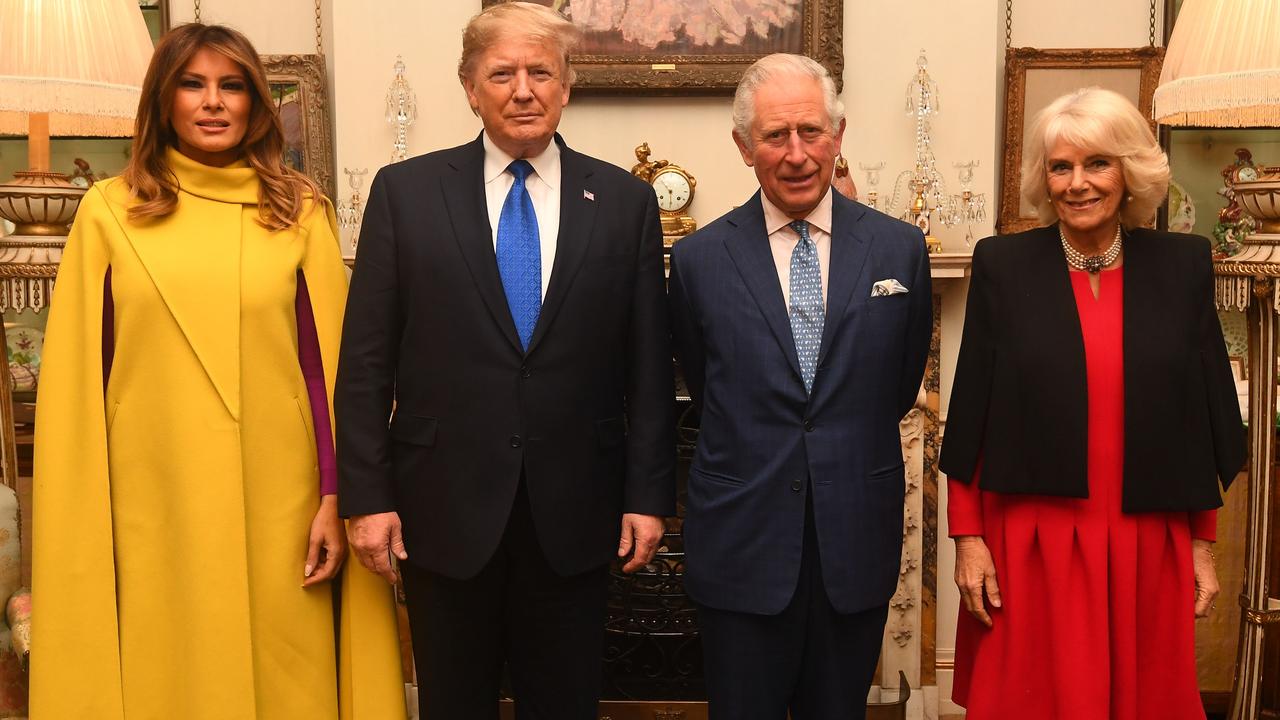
top-left (303, 495), bottom-right (347, 587)
top-left (955, 535), bottom-right (1001, 627)
top-left (1192, 539), bottom-right (1219, 618)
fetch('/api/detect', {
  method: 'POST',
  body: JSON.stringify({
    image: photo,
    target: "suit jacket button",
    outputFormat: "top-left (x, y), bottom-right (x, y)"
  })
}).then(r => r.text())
top-left (804, 419), bottom-right (815, 432)
top-left (520, 365), bottom-right (532, 379)
top-left (509, 435), bottom-right (523, 448)
top-left (790, 479), bottom-right (803, 492)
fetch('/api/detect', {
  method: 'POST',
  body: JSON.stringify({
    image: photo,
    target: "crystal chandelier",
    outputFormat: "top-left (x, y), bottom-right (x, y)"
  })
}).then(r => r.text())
top-left (880, 50), bottom-right (986, 251)
top-left (336, 168), bottom-right (368, 256)
top-left (385, 56), bottom-right (418, 163)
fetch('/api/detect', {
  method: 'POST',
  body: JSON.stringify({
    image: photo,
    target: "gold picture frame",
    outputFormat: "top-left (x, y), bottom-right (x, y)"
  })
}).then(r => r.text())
top-left (998, 47), bottom-right (1165, 234)
top-left (478, 0), bottom-right (844, 94)
top-left (261, 54), bottom-right (336, 200)
top-left (0, 323), bottom-right (18, 492)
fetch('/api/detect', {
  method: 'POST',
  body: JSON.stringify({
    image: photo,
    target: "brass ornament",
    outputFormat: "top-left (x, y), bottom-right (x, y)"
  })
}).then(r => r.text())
top-left (631, 143), bottom-right (696, 241)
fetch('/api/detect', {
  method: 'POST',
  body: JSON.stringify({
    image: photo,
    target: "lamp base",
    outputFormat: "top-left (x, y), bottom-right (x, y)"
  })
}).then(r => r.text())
top-left (0, 228), bottom-right (66, 314)
top-left (1235, 168), bottom-right (1280, 235)
top-left (0, 171), bottom-right (85, 236)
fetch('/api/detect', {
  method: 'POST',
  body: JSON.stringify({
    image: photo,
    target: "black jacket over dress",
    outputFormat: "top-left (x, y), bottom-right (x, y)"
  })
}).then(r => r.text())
top-left (939, 225), bottom-right (1245, 512)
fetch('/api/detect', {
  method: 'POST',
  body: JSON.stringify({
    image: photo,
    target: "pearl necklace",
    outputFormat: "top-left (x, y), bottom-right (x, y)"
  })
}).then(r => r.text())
top-left (1060, 224), bottom-right (1122, 274)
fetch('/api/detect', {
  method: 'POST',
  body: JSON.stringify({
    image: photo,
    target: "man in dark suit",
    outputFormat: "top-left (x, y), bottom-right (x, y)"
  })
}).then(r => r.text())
top-left (669, 54), bottom-right (931, 720)
top-left (335, 3), bottom-right (675, 718)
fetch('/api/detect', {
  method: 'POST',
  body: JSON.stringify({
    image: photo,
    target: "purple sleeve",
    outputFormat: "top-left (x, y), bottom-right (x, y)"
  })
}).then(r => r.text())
top-left (296, 270), bottom-right (337, 496)
top-left (102, 267), bottom-right (114, 390)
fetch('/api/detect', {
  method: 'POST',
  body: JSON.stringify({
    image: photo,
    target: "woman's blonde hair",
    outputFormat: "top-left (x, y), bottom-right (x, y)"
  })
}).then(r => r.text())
top-left (121, 23), bottom-right (321, 230)
top-left (1020, 87), bottom-right (1170, 229)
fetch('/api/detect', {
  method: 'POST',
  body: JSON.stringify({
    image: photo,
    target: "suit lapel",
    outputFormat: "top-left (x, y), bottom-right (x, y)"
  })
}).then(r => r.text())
top-left (1033, 224), bottom-right (1087, 380)
top-left (440, 136), bottom-right (524, 355)
top-left (816, 195), bottom-right (871, 369)
top-left (527, 138), bottom-right (597, 355)
top-left (1121, 228), bottom-right (1158, 388)
top-left (110, 190), bottom-right (241, 421)
top-left (722, 193), bottom-right (804, 382)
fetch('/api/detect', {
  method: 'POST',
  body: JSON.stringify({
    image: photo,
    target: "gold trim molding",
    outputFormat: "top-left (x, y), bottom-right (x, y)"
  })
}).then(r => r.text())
top-left (261, 54), bottom-right (335, 199)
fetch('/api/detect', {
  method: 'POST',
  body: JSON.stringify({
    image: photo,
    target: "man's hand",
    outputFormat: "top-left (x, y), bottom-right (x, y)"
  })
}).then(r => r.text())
top-left (618, 513), bottom-right (664, 573)
top-left (1192, 539), bottom-right (1219, 618)
top-left (955, 535), bottom-right (1001, 628)
top-left (303, 495), bottom-right (347, 587)
top-left (348, 511), bottom-right (408, 584)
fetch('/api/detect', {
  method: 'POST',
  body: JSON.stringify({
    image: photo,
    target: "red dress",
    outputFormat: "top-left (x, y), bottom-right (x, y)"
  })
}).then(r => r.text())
top-left (948, 267), bottom-right (1216, 719)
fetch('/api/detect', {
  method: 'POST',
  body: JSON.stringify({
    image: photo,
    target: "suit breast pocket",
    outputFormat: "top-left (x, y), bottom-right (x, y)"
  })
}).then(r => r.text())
top-left (865, 293), bottom-right (910, 314)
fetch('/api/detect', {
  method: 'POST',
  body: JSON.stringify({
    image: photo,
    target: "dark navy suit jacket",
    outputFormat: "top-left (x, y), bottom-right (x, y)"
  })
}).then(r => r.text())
top-left (336, 134), bottom-right (676, 580)
top-left (669, 190), bottom-right (932, 615)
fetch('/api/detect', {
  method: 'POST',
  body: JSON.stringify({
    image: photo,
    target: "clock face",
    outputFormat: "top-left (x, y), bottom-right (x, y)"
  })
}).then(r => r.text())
top-left (1237, 166), bottom-right (1259, 183)
top-left (652, 170), bottom-right (692, 213)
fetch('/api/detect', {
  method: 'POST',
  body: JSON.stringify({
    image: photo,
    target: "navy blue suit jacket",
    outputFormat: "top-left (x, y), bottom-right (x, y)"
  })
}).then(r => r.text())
top-left (669, 191), bottom-right (931, 615)
top-left (336, 135), bottom-right (676, 579)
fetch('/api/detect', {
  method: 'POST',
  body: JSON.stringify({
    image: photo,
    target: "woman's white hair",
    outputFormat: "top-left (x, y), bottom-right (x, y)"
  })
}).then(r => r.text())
top-left (732, 53), bottom-right (844, 145)
top-left (1020, 87), bottom-right (1170, 229)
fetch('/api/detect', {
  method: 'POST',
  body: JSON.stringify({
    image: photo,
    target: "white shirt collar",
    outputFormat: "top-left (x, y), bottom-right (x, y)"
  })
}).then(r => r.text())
top-left (482, 132), bottom-right (561, 190)
top-left (760, 187), bottom-right (834, 237)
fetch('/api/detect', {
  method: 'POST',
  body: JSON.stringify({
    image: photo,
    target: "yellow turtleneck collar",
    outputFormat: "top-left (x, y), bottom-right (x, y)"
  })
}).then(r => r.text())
top-left (165, 146), bottom-right (260, 205)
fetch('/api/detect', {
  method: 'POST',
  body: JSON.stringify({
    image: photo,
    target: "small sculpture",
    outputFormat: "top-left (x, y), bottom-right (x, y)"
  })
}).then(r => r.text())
top-left (69, 158), bottom-right (106, 188)
top-left (831, 154), bottom-right (858, 202)
top-left (1213, 148), bottom-right (1256, 257)
top-left (630, 142), bottom-right (669, 183)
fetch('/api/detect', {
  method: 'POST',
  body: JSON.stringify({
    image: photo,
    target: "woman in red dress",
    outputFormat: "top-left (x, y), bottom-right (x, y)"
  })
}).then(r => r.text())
top-left (939, 87), bottom-right (1244, 719)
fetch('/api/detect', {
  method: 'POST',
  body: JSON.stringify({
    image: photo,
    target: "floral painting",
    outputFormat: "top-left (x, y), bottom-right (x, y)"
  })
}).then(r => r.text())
top-left (481, 0), bottom-right (843, 94)
top-left (552, 0), bottom-right (804, 55)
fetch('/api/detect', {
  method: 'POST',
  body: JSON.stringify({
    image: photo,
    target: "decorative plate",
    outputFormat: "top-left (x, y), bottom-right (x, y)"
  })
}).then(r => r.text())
top-left (1168, 180), bottom-right (1196, 234)
top-left (6, 326), bottom-right (43, 391)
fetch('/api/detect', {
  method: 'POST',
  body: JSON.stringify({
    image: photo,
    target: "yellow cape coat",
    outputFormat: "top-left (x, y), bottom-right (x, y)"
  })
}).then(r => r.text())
top-left (31, 150), bottom-right (406, 719)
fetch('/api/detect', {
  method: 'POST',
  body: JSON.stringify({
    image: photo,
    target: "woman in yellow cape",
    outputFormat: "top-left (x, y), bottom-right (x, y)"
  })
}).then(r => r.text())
top-left (31, 23), bottom-right (405, 719)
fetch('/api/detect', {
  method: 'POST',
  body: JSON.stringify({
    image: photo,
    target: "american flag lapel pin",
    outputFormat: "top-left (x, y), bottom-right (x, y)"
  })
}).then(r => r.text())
top-left (583, 189), bottom-right (595, 201)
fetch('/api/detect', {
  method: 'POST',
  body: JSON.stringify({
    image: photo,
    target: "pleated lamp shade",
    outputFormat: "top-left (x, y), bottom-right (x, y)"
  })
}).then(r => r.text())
top-left (0, 0), bottom-right (153, 137)
top-left (1154, 0), bottom-right (1280, 127)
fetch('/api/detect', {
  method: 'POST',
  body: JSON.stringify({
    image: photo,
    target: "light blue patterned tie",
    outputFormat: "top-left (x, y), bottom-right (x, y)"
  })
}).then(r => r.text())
top-left (788, 220), bottom-right (824, 394)
top-left (496, 159), bottom-right (541, 350)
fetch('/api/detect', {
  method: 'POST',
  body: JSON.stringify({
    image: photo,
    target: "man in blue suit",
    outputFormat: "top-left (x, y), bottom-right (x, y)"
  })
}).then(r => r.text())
top-left (669, 53), bottom-right (931, 720)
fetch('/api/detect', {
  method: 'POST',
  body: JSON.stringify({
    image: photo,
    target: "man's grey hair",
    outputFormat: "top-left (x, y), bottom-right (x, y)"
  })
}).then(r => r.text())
top-left (732, 54), bottom-right (844, 145)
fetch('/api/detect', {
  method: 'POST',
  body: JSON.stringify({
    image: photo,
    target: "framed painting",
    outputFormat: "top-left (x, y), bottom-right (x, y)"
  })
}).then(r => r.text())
top-left (137, 0), bottom-right (170, 41)
top-left (998, 47), bottom-right (1165, 234)
top-left (261, 54), bottom-right (336, 200)
top-left (478, 0), bottom-right (844, 94)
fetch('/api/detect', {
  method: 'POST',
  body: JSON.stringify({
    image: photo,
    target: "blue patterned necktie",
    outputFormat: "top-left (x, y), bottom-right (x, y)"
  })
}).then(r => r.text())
top-left (496, 159), bottom-right (541, 350)
top-left (788, 219), bottom-right (824, 394)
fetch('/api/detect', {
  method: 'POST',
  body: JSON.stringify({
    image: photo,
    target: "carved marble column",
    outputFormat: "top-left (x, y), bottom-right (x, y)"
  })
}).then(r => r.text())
top-left (874, 253), bottom-right (969, 720)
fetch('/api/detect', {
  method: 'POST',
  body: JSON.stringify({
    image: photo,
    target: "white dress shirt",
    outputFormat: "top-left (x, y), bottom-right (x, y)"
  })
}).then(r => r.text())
top-left (482, 132), bottom-right (561, 298)
top-left (761, 188), bottom-right (833, 308)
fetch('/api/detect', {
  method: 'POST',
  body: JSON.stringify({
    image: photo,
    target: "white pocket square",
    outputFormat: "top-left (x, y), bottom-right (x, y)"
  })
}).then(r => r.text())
top-left (871, 279), bottom-right (909, 297)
